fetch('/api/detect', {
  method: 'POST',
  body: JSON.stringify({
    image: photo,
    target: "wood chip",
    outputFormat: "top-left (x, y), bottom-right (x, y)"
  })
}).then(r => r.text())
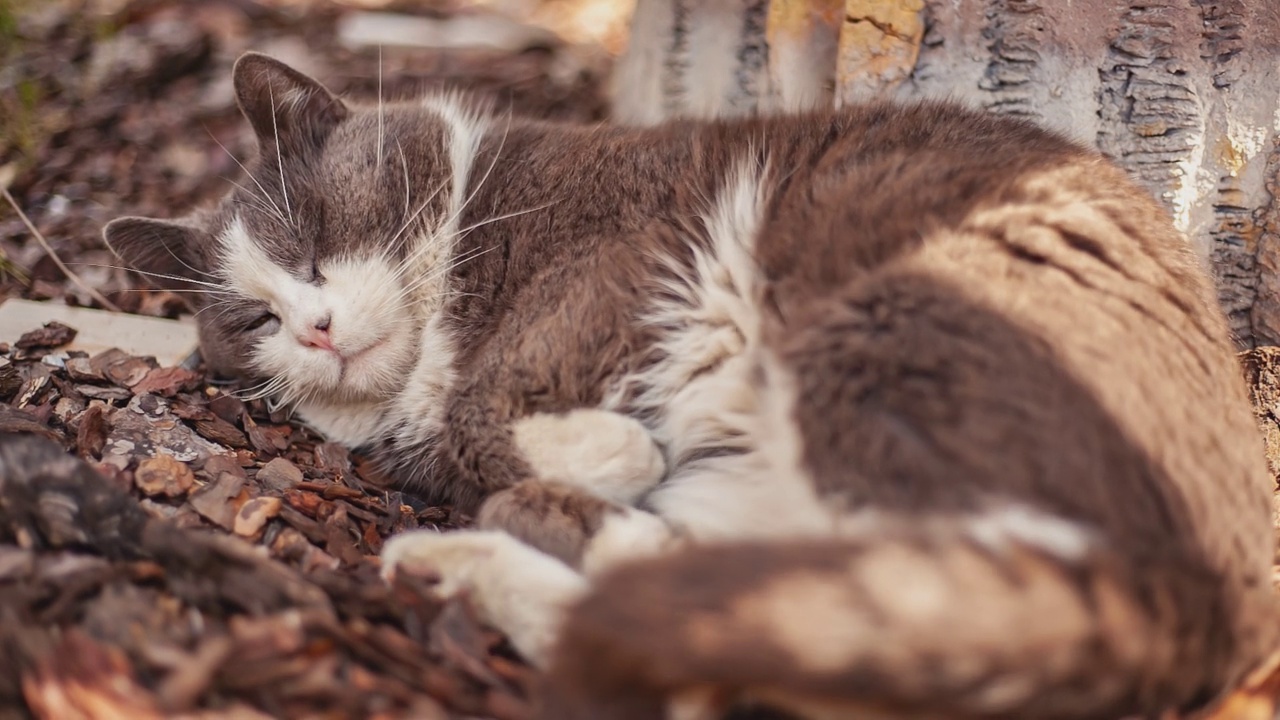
top-left (134, 454), bottom-right (196, 498)
top-left (64, 357), bottom-right (105, 383)
top-left (192, 415), bottom-right (250, 448)
top-left (130, 367), bottom-right (201, 397)
top-left (258, 457), bottom-right (304, 492)
top-left (76, 384), bottom-right (133, 402)
top-left (315, 442), bottom-right (352, 475)
top-left (105, 356), bottom-right (158, 388)
top-left (0, 358), bottom-right (22, 399)
top-left (234, 496), bottom-right (282, 541)
top-left (75, 404), bottom-right (109, 458)
top-left (245, 417), bottom-right (291, 457)
top-left (15, 321), bottom-right (78, 350)
top-left (188, 472), bottom-right (246, 529)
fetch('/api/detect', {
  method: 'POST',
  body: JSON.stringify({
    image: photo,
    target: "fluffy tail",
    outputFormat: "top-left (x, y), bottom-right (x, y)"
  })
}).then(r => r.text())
top-left (537, 525), bottom-right (1240, 720)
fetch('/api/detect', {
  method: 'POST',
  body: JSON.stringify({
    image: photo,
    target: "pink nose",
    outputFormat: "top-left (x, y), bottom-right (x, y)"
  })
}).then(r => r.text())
top-left (299, 316), bottom-right (336, 352)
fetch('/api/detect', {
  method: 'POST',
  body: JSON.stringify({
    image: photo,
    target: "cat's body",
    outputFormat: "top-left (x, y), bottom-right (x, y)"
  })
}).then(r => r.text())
top-left (107, 54), bottom-right (1278, 719)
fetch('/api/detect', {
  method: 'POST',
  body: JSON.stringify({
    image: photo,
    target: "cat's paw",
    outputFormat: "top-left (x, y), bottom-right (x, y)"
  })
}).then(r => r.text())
top-left (512, 409), bottom-right (665, 504)
top-left (380, 529), bottom-right (587, 666)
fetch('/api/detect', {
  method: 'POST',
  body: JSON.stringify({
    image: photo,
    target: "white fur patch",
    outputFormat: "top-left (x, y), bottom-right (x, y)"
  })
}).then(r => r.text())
top-left (607, 158), bottom-right (833, 541)
top-left (216, 216), bottom-right (438, 446)
top-left (385, 310), bottom-right (459, 455)
top-left (220, 218), bottom-right (413, 391)
top-left (512, 409), bottom-right (666, 505)
top-left (579, 506), bottom-right (678, 579)
top-left (964, 504), bottom-right (1096, 561)
top-left (380, 529), bottom-right (587, 667)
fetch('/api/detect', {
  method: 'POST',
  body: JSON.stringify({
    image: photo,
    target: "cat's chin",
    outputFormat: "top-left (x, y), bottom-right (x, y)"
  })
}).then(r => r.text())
top-left (294, 396), bottom-right (388, 446)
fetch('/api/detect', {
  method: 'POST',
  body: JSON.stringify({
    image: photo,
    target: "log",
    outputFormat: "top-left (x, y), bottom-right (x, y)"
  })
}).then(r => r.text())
top-left (610, 0), bottom-right (1280, 348)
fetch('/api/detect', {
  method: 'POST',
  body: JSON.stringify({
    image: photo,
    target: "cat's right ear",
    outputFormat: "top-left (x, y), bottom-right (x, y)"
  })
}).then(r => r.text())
top-left (103, 216), bottom-right (211, 297)
top-left (233, 52), bottom-right (348, 157)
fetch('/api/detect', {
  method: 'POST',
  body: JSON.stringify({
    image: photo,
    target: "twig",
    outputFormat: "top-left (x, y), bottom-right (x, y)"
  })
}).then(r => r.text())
top-left (0, 185), bottom-right (121, 312)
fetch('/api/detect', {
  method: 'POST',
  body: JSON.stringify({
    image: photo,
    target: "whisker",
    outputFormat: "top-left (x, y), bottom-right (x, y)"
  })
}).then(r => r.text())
top-left (192, 299), bottom-right (236, 316)
top-left (199, 303), bottom-right (244, 325)
top-left (436, 109), bottom-right (513, 240)
top-left (70, 262), bottom-right (231, 291)
top-left (205, 127), bottom-right (288, 223)
top-left (226, 181), bottom-right (289, 229)
top-left (393, 113), bottom-right (514, 285)
top-left (236, 374), bottom-right (288, 402)
top-left (397, 137), bottom-right (410, 220)
top-left (393, 200), bottom-right (552, 287)
top-left (377, 46), bottom-right (385, 168)
top-left (380, 177), bottom-right (453, 285)
top-left (265, 84), bottom-right (295, 229)
top-left (454, 201), bottom-right (557, 238)
top-left (400, 244), bottom-right (497, 296)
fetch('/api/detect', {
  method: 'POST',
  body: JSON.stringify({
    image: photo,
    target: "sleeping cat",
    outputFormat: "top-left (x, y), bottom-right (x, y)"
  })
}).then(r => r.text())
top-left (105, 53), bottom-right (1278, 719)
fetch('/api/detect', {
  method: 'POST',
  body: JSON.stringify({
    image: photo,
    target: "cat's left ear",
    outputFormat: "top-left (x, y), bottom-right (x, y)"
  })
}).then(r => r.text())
top-left (232, 52), bottom-right (348, 157)
top-left (103, 216), bottom-right (210, 301)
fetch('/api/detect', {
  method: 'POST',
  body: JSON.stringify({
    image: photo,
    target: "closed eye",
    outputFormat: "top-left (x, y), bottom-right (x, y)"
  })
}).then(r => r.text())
top-left (244, 311), bottom-right (280, 334)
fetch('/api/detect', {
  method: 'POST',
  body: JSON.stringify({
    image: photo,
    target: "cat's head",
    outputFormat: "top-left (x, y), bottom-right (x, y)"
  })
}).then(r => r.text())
top-left (105, 53), bottom-right (488, 408)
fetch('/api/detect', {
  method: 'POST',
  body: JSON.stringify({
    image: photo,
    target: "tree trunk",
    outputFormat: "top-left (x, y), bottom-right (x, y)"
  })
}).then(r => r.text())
top-left (610, 0), bottom-right (1280, 348)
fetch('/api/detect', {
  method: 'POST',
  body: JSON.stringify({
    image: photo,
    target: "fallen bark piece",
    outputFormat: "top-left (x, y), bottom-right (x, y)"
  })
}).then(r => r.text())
top-left (130, 367), bottom-right (201, 397)
top-left (22, 630), bottom-right (163, 720)
top-left (0, 405), bottom-right (60, 441)
top-left (235, 496), bottom-right (282, 540)
top-left (188, 472), bottom-right (247, 529)
top-left (75, 405), bottom-right (110, 459)
top-left (64, 357), bottom-right (105, 383)
top-left (15, 321), bottom-right (78, 351)
top-left (0, 358), bottom-right (23, 398)
top-left (208, 394), bottom-right (246, 425)
top-left (101, 404), bottom-right (229, 471)
top-left (245, 417), bottom-right (291, 457)
top-left (314, 442), bottom-right (352, 476)
top-left (76, 385), bottom-right (132, 402)
top-left (192, 415), bottom-right (250, 449)
top-left (283, 489), bottom-right (329, 520)
top-left (104, 356), bottom-right (158, 389)
top-left (258, 457), bottom-right (304, 492)
top-left (134, 454), bottom-right (195, 498)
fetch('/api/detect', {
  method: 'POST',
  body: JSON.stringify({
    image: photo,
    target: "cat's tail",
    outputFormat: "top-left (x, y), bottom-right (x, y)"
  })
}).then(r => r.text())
top-left (536, 523), bottom-right (1247, 720)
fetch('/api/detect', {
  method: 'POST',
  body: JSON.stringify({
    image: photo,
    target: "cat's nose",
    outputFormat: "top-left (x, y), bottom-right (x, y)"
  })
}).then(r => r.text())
top-left (299, 315), bottom-right (336, 352)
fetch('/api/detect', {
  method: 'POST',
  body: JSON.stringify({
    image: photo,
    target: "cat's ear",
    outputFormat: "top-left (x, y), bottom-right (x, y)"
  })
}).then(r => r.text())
top-left (103, 216), bottom-right (211, 296)
top-left (232, 52), bottom-right (348, 156)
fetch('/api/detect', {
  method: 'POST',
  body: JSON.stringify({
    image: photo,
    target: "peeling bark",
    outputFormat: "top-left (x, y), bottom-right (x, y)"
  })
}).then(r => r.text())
top-left (614, 0), bottom-right (1280, 347)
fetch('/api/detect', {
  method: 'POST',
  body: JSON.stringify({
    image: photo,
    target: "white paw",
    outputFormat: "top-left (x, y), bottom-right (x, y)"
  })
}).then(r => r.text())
top-left (512, 409), bottom-right (666, 504)
top-left (581, 507), bottom-right (679, 579)
top-left (380, 530), bottom-right (588, 666)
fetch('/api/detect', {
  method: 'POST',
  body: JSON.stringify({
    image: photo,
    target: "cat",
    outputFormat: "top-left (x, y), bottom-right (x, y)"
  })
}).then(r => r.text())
top-left (105, 52), bottom-right (1279, 720)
